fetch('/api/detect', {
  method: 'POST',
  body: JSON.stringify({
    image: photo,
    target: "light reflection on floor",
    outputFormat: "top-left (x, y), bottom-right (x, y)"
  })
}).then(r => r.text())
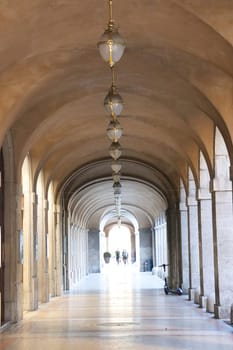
top-left (0, 268), bottom-right (233, 350)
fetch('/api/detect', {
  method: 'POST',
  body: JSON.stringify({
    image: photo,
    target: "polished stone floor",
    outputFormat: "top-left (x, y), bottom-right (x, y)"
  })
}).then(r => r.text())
top-left (1, 265), bottom-right (233, 349)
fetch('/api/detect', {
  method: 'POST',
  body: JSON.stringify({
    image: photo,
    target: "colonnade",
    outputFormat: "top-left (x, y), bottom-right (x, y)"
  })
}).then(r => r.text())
top-left (0, 126), bottom-right (233, 325)
top-left (153, 128), bottom-right (233, 320)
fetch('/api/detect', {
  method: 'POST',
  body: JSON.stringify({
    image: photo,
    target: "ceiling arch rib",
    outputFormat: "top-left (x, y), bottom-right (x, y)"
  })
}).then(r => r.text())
top-left (0, 1), bottom-right (231, 231)
top-left (12, 53), bottom-right (233, 191)
top-left (100, 210), bottom-right (139, 233)
top-left (58, 159), bottom-right (176, 217)
top-left (14, 50), bottom-right (230, 175)
top-left (68, 179), bottom-right (167, 230)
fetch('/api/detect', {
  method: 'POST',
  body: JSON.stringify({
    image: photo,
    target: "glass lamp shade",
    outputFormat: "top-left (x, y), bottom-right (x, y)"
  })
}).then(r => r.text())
top-left (113, 181), bottom-right (121, 189)
top-left (113, 182), bottom-right (122, 195)
top-left (106, 119), bottom-right (123, 142)
top-left (114, 193), bottom-right (121, 202)
top-left (97, 28), bottom-right (126, 67)
top-left (111, 160), bottom-right (122, 173)
top-left (109, 141), bottom-right (122, 160)
top-left (112, 172), bottom-right (121, 183)
top-left (104, 86), bottom-right (124, 116)
top-left (116, 206), bottom-right (121, 217)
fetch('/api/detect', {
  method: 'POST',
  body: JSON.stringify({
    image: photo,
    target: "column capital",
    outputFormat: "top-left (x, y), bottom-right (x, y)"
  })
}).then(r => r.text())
top-left (179, 202), bottom-right (187, 211)
top-left (210, 178), bottom-right (232, 192)
top-left (197, 188), bottom-right (211, 200)
top-left (186, 196), bottom-right (197, 206)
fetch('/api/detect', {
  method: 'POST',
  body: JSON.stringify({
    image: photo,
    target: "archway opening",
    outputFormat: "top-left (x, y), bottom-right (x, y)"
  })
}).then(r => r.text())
top-left (108, 225), bottom-right (132, 265)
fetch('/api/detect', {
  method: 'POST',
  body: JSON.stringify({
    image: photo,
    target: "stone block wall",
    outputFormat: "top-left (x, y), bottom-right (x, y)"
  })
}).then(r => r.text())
top-left (139, 228), bottom-right (152, 272)
top-left (88, 229), bottom-right (100, 273)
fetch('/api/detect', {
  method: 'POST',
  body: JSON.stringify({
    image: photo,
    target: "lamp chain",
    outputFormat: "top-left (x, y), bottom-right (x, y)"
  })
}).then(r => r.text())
top-left (108, 0), bottom-right (114, 29)
top-left (98, 0), bottom-right (126, 222)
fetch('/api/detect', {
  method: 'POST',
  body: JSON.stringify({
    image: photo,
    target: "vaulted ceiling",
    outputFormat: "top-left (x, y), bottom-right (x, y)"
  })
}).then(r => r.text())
top-left (1, 1), bottom-right (233, 228)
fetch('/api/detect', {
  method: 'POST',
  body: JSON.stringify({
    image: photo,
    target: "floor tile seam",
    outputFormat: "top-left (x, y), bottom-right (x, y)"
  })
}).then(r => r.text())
top-left (2, 330), bottom-right (232, 339)
top-left (21, 317), bottom-right (213, 323)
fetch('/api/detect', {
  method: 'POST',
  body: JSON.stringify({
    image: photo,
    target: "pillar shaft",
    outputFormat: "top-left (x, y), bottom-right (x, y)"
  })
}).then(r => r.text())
top-left (187, 199), bottom-right (200, 301)
top-left (198, 194), bottom-right (215, 305)
top-left (180, 204), bottom-right (189, 292)
top-left (212, 189), bottom-right (233, 319)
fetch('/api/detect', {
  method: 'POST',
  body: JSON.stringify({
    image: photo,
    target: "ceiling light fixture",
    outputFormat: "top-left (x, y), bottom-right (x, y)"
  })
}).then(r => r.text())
top-left (97, 0), bottom-right (126, 67)
top-left (98, 0), bottom-right (126, 227)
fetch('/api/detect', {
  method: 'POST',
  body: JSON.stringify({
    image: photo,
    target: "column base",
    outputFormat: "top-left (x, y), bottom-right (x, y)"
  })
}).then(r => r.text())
top-left (32, 276), bottom-right (39, 310)
top-left (199, 295), bottom-right (207, 309)
top-left (214, 304), bottom-right (231, 320)
top-left (194, 289), bottom-right (200, 304)
top-left (188, 288), bottom-right (195, 301)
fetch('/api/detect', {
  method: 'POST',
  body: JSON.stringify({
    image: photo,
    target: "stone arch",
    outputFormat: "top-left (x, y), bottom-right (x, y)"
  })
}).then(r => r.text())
top-left (212, 127), bottom-right (233, 319)
top-left (100, 210), bottom-right (140, 272)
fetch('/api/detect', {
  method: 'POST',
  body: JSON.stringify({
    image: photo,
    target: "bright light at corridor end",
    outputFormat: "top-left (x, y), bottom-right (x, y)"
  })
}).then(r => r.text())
top-left (108, 225), bottom-right (131, 256)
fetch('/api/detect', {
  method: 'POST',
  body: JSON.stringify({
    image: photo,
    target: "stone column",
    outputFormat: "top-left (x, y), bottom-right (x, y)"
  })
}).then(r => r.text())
top-left (32, 192), bottom-right (38, 309)
top-left (105, 231), bottom-right (109, 252)
top-left (62, 209), bottom-right (69, 291)
top-left (135, 230), bottom-right (140, 271)
top-left (48, 201), bottom-right (56, 298)
top-left (151, 227), bottom-right (156, 267)
top-left (139, 228), bottom-right (152, 272)
top-left (166, 204), bottom-right (182, 290)
top-left (88, 229), bottom-right (100, 274)
top-left (4, 182), bottom-right (24, 322)
top-left (211, 179), bottom-right (233, 319)
top-left (23, 190), bottom-right (37, 311)
top-left (154, 224), bottom-right (159, 266)
top-left (179, 202), bottom-right (189, 293)
top-left (54, 205), bottom-right (62, 296)
top-left (187, 196), bottom-right (200, 302)
top-left (15, 184), bottom-right (24, 321)
top-left (43, 199), bottom-right (49, 301)
top-left (131, 230), bottom-right (136, 264)
top-left (99, 230), bottom-right (106, 272)
top-left (38, 197), bottom-right (49, 303)
top-left (198, 189), bottom-right (215, 311)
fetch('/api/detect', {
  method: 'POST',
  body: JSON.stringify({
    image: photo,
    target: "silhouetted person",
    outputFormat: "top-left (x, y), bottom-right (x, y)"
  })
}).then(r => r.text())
top-left (122, 249), bottom-right (128, 264)
top-left (115, 249), bottom-right (120, 264)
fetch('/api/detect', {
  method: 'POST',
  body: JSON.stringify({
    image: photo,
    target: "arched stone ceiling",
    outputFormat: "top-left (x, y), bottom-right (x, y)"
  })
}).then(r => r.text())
top-left (68, 180), bottom-right (167, 229)
top-left (0, 1), bottom-right (232, 227)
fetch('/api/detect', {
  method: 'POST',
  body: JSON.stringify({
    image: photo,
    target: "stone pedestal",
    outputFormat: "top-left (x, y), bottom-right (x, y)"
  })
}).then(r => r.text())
top-left (214, 304), bottom-right (232, 320)
top-left (199, 295), bottom-right (207, 309)
top-left (189, 288), bottom-right (195, 301)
